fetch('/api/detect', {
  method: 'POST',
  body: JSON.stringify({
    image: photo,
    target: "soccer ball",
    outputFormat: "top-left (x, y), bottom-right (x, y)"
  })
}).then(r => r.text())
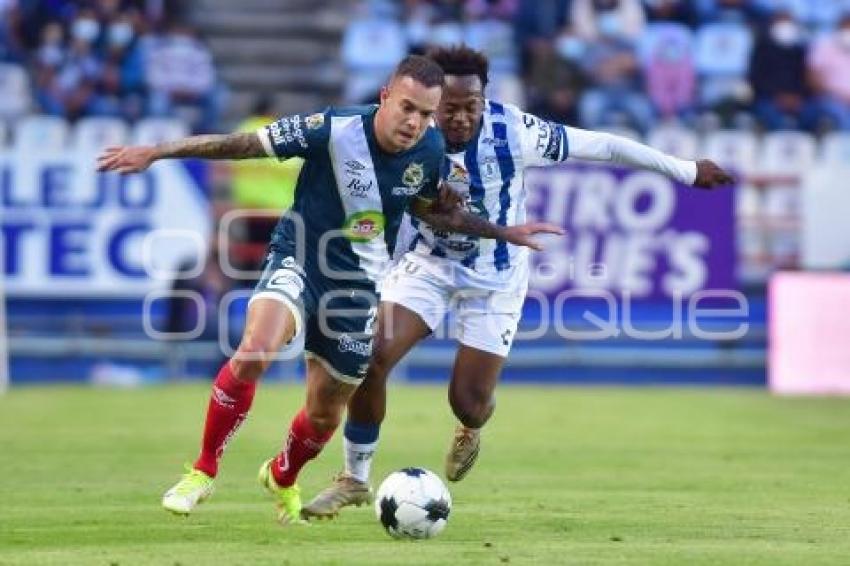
top-left (375, 467), bottom-right (452, 540)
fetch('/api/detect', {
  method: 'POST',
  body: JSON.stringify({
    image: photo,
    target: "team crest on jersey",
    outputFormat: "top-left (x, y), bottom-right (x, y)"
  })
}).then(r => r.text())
top-left (343, 210), bottom-right (386, 242)
top-left (446, 162), bottom-right (469, 184)
top-left (402, 162), bottom-right (425, 188)
top-left (305, 112), bottom-right (325, 130)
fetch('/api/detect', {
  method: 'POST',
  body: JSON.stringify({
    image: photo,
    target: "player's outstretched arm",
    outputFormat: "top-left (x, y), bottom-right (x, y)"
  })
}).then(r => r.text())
top-left (96, 132), bottom-right (267, 174)
top-left (564, 127), bottom-right (734, 189)
top-left (410, 187), bottom-right (564, 251)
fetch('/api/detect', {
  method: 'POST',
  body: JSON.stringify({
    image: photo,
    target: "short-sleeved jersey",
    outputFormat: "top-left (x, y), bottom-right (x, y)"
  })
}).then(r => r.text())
top-left (257, 105), bottom-right (444, 292)
top-left (407, 100), bottom-right (568, 278)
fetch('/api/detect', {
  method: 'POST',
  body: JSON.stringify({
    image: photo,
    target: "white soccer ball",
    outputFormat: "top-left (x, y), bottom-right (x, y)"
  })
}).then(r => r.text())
top-left (375, 467), bottom-right (452, 540)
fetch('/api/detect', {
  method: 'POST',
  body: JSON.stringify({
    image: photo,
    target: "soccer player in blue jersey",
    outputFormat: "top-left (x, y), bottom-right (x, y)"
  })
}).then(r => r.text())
top-left (302, 46), bottom-right (734, 518)
top-left (97, 55), bottom-right (561, 524)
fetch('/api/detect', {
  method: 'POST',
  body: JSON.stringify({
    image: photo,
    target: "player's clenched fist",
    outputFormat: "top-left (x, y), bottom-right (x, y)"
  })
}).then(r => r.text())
top-left (693, 159), bottom-right (735, 189)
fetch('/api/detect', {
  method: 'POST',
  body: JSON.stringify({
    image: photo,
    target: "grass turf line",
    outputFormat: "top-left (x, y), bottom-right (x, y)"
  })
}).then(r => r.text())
top-left (1, 384), bottom-right (849, 565)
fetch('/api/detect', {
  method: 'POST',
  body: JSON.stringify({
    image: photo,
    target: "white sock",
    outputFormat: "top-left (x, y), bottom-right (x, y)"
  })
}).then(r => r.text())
top-left (344, 437), bottom-right (378, 484)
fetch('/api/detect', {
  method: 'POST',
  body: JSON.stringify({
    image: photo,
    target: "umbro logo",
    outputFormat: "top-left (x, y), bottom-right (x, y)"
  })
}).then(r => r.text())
top-left (345, 160), bottom-right (367, 176)
top-left (481, 137), bottom-right (508, 147)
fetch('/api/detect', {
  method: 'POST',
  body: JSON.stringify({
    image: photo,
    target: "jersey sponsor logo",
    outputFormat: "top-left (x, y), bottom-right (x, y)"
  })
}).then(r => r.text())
top-left (347, 177), bottom-right (374, 198)
top-left (446, 162), bottom-right (469, 184)
top-left (391, 185), bottom-right (419, 196)
top-left (305, 112), bottom-right (325, 130)
top-left (542, 123), bottom-right (564, 161)
top-left (337, 333), bottom-right (372, 357)
top-left (535, 120), bottom-right (551, 153)
top-left (343, 210), bottom-right (386, 242)
top-left (269, 116), bottom-right (307, 149)
top-left (481, 137), bottom-right (509, 147)
top-left (402, 162), bottom-right (425, 189)
top-left (267, 268), bottom-right (305, 298)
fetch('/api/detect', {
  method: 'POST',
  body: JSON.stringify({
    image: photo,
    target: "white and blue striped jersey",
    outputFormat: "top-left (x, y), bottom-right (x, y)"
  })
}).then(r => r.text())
top-left (402, 99), bottom-right (698, 288)
top-left (405, 100), bottom-right (568, 279)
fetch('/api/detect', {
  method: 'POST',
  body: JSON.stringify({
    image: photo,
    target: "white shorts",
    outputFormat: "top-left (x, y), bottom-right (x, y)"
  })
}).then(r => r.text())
top-left (380, 253), bottom-right (528, 357)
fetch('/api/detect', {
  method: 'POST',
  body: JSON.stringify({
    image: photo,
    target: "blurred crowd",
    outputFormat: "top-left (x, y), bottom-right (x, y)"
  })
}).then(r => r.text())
top-left (0, 0), bottom-right (222, 132)
top-left (343, 0), bottom-right (850, 134)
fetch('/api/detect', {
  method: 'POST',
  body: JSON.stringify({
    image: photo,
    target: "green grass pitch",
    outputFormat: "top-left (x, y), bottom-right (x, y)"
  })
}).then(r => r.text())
top-left (1, 383), bottom-right (850, 565)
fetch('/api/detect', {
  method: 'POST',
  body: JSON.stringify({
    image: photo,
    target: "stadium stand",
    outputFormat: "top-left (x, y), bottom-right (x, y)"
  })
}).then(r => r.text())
top-left (6, 0), bottom-right (850, 386)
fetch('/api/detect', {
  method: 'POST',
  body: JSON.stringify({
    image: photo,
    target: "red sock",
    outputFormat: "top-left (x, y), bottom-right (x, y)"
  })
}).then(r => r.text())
top-left (193, 361), bottom-right (257, 477)
top-left (271, 408), bottom-right (336, 487)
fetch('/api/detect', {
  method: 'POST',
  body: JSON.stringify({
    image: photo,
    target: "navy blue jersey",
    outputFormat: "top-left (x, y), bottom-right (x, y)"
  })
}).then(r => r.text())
top-left (257, 105), bottom-right (444, 291)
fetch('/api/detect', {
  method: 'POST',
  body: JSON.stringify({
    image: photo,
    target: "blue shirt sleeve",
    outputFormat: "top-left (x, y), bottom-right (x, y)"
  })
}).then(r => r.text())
top-left (256, 109), bottom-right (331, 160)
top-left (416, 128), bottom-right (445, 201)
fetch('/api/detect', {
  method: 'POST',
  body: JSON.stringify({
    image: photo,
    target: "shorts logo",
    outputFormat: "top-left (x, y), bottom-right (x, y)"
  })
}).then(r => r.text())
top-left (267, 268), bottom-right (304, 298)
top-left (305, 112), bottom-right (325, 130)
top-left (343, 210), bottom-right (385, 242)
top-left (402, 162), bottom-right (425, 188)
top-left (338, 333), bottom-right (372, 357)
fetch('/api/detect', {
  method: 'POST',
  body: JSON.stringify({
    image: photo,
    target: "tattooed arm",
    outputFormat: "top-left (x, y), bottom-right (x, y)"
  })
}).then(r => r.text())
top-left (409, 185), bottom-right (564, 251)
top-left (96, 132), bottom-right (267, 173)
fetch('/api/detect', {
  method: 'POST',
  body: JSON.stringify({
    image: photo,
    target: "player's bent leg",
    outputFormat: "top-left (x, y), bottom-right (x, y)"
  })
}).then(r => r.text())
top-left (163, 297), bottom-right (298, 516)
top-left (349, 301), bottom-right (432, 426)
top-left (445, 344), bottom-right (505, 482)
top-left (303, 302), bottom-right (431, 520)
top-left (264, 358), bottom-right (358, 524)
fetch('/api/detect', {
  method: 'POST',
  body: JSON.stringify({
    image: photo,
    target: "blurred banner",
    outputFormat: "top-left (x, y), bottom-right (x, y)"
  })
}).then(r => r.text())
top-left (525, 164), bottom-right (736, 300)
top-left (770, 272), bottom-right (850, 395)
top-left (2, 152), bottom-right (210, 297)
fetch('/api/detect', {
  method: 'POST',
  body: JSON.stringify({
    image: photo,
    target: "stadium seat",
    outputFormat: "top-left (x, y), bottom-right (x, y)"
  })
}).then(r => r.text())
top-left (759, 131), bottom-right (817, 176)
top-left (131, 118), bottom-right (190, 145)
top-left (638, 23), bottom-right (696, 120)
top-left (13, 115), bottom-right (69, 151)
top-left (819, 132), bottom-right (850, 166)
top-left (72, 117), bottom-right (129, 152)
top-left (341, 15), bottom-right (407, 103)
top-left (694, 22), bottom-right (753, 106)
top-left (0, 63), bottom-right (31, 119)
top-left (647, 124), bottom-right (698, 159)
top-left (702, 130), bottom-right (758, 175)
top-left (464, 20), bottom-right (518, 74)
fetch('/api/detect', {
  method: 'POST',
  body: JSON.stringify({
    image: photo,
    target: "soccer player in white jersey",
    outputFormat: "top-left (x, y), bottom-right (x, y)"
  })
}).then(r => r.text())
top-left (301, 46), bottom-right (733, 519)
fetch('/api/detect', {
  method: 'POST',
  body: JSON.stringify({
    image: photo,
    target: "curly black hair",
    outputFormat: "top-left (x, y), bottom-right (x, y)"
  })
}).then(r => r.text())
top-left (425, 45), bottom-right (489, 88)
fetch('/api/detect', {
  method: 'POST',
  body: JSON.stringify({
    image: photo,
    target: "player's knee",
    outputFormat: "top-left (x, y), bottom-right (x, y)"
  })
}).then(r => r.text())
top-left (449, 383), bottom-right (494, 428)
top-left (231, 337), bottom-right (275, 381)
top-left (366, 346), bottom-right (394, 382)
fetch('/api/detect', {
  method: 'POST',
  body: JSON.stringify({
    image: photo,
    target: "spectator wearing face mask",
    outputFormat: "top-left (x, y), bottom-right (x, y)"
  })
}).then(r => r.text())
top-left (38, 9), bottom-right (102, 119)
top-left (92, 10), bottom-right (146, 120)
top-left (749, 11), bottom-right (818, 131)
top-left (572, 0), bottom-right (646, 43)
top-left (807, 13), bottom-right (850, 130)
